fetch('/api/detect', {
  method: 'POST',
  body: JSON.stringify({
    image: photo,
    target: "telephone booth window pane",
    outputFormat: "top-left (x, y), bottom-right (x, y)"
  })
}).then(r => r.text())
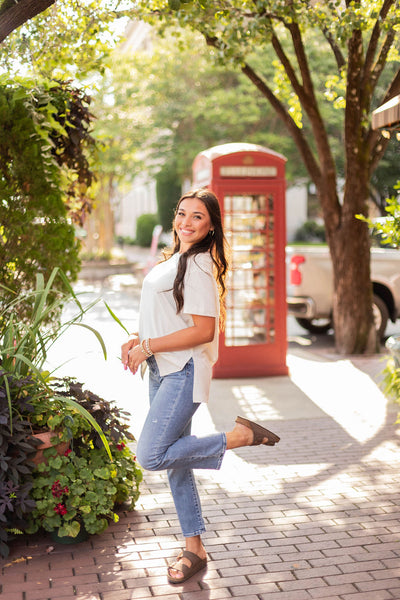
top-left (224, 194), bottom-right (275, 346)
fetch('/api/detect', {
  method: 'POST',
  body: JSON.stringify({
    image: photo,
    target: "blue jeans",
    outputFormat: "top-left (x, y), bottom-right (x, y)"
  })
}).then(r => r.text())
top-left (136, 356), bottom-right (227, 537)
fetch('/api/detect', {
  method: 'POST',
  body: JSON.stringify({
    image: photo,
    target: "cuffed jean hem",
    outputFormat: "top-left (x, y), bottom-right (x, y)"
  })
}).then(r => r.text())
top-left (217, 432), bottom-right (227, 468)
top-left (183, 527), bottom-right (207, 538)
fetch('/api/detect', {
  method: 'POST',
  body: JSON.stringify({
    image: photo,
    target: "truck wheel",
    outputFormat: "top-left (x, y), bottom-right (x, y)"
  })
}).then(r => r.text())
top-left (295, 317), bottom-right (333, 334)
top-left (372, 294), bottom-right (389, 339)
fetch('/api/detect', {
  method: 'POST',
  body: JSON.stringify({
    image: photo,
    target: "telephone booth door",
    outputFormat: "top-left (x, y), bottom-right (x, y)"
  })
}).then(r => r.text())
top-left (192, 143), bottom-right (288, 377)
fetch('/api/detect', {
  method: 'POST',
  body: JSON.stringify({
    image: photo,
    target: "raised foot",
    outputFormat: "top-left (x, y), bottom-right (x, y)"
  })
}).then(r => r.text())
top-left (235, 416), bottom-right (280, 446)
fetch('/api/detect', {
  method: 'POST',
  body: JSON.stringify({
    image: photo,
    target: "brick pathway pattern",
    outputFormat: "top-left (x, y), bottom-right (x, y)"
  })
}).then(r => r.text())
top-left (1, 410), bottom-right (400, 600)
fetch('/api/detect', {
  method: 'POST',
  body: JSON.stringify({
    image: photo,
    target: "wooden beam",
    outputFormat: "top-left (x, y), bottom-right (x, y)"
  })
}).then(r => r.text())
top-left (372, 94), bottom-right (400, 130)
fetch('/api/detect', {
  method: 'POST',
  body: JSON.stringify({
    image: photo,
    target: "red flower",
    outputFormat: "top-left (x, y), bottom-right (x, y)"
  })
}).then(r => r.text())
top-left (54, 503), bottom-right (67, 516)
top-left (64, 448), bottom-right (72, 456)
top-left (51, 480), bottom-right (63, 498)
top-left (116, 442), bottom-right (126, 451)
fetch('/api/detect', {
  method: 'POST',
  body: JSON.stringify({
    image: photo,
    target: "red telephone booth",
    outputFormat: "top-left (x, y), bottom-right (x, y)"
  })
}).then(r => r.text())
top-left (192, 143), bottom-right (288, 377)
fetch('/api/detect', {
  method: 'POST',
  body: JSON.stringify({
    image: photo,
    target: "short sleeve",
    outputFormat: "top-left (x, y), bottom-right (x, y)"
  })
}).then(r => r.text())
top-left (183, 253), bottom-right (219, 317)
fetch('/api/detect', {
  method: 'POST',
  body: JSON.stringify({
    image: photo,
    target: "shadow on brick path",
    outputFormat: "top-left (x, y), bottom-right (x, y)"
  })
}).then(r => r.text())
top-left (2, 408), bottom-right (400, 600)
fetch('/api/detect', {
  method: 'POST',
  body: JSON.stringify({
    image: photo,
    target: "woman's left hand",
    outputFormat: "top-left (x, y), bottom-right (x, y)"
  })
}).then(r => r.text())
top-left (125, 341), bottom-right (147, 375)
top-left (121, 335), bottom-right (139, 371)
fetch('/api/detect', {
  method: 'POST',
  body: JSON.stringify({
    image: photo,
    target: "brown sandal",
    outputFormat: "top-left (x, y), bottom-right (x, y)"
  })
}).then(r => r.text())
top-left (236, 416), bottom-right (280, 446)
top-left (167, 550), bottom-right (207, 584)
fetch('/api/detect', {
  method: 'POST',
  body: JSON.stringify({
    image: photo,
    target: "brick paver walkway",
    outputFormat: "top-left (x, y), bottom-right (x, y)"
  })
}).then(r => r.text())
top-left (2, 406), bottom-right (400, 600)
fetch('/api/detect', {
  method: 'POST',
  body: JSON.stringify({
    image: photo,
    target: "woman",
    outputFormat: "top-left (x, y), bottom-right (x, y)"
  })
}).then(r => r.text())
top-left (121, 188), bottom-right (280, 584)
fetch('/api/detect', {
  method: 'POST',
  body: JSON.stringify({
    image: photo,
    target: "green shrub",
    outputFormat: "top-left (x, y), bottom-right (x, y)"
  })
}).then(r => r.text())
top-left (0, 79), bottom-right (96, 322)
top-left (0, 269), bottom-right (143, 554)
top-left (135, 213), bottom-right (159, 247)
top-left (294, 220), bottom-right (326, 242)
top-left (24, 379), bottom-right (143, 539)
top-left (156, 164), bottom-right (181, 231)
top-left (115, 235), bottom-right (136, 246)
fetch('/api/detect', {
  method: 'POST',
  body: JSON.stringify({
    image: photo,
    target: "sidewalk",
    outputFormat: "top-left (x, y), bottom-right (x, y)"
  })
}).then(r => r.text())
top-left (2, 262), bottom-right (400, 600)
top-left (2, 338), bottom-right (400, 600)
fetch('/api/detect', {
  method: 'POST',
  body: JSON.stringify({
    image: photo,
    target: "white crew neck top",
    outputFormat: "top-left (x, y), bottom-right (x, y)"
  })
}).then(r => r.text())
top-left (138, 251), bottom-right (219, 403)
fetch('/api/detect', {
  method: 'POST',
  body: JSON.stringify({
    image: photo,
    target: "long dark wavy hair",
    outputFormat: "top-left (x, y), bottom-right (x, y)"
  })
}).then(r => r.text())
top-left (163, 188), bottom-right (229, 328)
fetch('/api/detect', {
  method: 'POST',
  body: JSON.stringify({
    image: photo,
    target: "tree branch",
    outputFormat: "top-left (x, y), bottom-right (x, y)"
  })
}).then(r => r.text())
top-left (369, 134), bottom-right (390, 175)
top-left (344, 30), bottom-right (363, 155)
top-left (364, 0), bottom-right (395, 82)
top-left (0, 0), bottom-right (55, 44)
top-left (321, 27), bottom-right (346, 71)
top-left (369, 29), bottom-right (397, 94)
top-left (240, 61), bottom-right (321, 184)
top-left (382, 67), bottom-right (400, 104)
top-left (275, 23), bottom-right (338, 184)
top-left (363, 0), bottom-right (397, 94)
top-left (205, 29), bottom-right (330, 186)
top-left (269, 29), bottom-right (305, 101)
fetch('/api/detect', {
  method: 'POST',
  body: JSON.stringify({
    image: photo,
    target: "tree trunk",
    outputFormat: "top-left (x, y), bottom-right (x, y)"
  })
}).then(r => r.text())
top-left (325, 30), bottom-right (379, 355)
top-left (83, 176), bottom-right (115, 257)
top-left (327, 167), bottom-right (377, 354)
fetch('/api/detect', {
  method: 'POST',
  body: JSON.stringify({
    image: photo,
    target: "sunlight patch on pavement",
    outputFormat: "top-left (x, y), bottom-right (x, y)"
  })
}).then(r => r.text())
top-left (230, 384), bottom-right (282, 421)
top-left (287, 353), bottom-right (388, 443)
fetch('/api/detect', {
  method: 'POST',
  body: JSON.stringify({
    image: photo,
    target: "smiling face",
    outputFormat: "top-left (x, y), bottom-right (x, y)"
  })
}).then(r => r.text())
top-left (174, 197), bottom-right (213, 253)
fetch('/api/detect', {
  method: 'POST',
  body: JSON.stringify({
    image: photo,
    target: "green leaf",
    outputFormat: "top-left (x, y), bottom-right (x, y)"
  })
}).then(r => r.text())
top-left (59, 520), bottom-right (81, 538)
top-left (104, 302), bottom-right (130, 334)
top-left (50, 455), bottom-right (63, 469)
top-left (72, 485), bottom-right (86, 497)
top-left (71, 323), bottom-right (107, 359)
top-left (94, 467), bottom-right (111, 479)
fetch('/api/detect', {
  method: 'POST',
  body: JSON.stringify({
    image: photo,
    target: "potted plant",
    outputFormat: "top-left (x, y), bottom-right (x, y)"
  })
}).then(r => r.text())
top-left (26, 448), bottom-right (117, 541)
top-left (0, 374), bottom-right (143, 547)
top-left (23, 378), bottom-right (142, 542)
top-left (0, 268), bottom-right (142, 550)
top-left (25, 439), bottom-right (141, 541)
top-left (48, 376), bottom-right (143, 511)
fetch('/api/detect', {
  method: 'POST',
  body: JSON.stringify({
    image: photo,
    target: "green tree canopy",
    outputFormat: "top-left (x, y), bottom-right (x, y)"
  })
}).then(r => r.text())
top-left (92, 29), bottom-right (314, 189)
top-left (0, 0), bottom-right (127, 78)
top-left (92, 28), bottom-right (312, 233)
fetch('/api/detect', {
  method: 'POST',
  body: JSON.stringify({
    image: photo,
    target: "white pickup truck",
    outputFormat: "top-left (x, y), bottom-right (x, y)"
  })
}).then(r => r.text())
top-left (286, 245), bottom-right (400, 337)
